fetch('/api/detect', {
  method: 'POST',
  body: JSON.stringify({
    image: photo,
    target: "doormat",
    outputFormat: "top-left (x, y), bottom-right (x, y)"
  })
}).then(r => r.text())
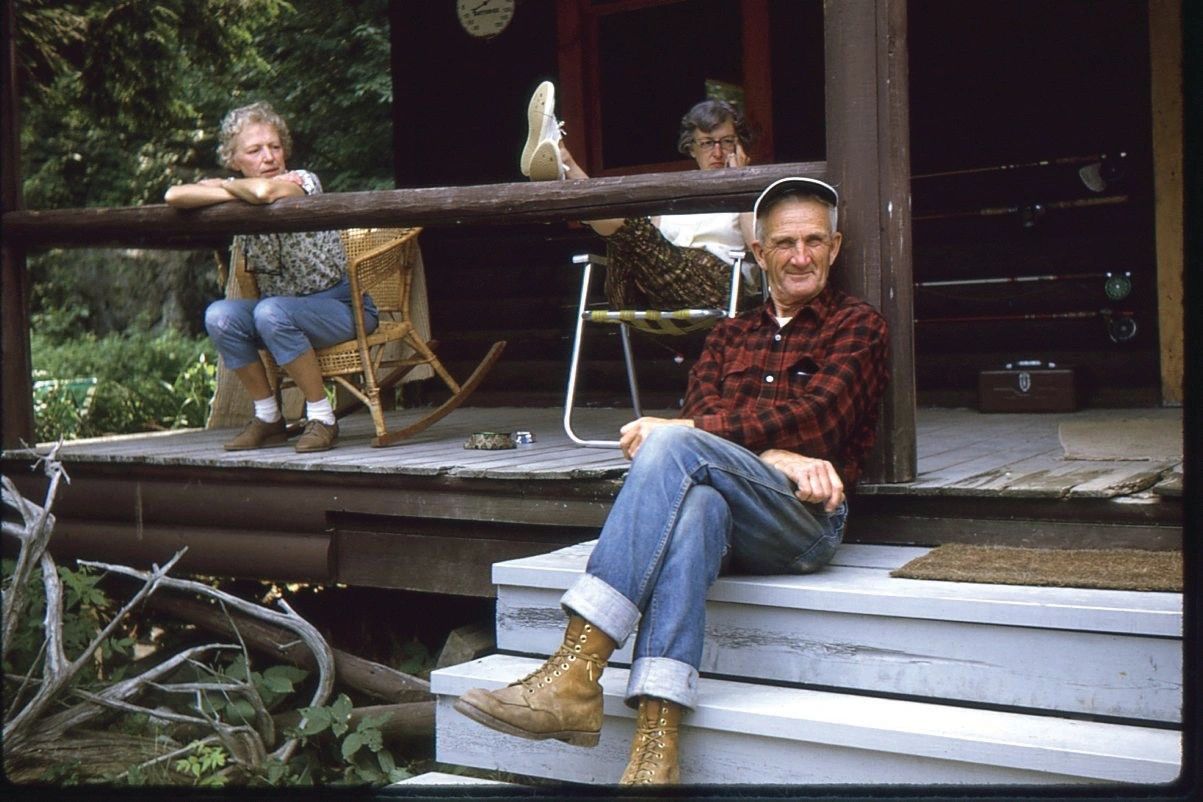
top-left (1058, 418), bottom-right (1182, 461)
top-left (890, 544), bottom-right (1182, 592)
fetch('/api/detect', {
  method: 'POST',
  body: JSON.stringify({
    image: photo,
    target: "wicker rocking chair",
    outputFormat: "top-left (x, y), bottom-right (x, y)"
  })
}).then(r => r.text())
top-left (262, 227), bottom-right (505, 446)
top-left (563, 249), bottom-right (746, 447)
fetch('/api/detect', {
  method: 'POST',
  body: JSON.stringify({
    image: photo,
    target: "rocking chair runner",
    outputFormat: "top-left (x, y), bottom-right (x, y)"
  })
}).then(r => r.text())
top-left (563, 249), bottom-right (746, 447)
top-left (261, 227), bottom-right (505, 447)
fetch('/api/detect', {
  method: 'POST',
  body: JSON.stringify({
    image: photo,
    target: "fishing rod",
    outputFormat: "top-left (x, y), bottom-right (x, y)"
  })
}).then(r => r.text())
top-left (913, 151), bottom-right (1127, 192)
top-left (913, 194), bottom-right (1129, 224)
top-left (916, 271), bottom-right (1133, 301)
top-left (915, 308), bottom-right (1138, 343)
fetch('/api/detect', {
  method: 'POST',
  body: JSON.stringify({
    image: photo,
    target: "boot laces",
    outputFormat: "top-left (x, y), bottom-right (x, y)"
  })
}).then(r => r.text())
top-left (626, 720), bottom-right (672, 783)
top-left (539, 114), bottom-right (566, 140)
top-left (514, 644), bottom-right (606, 692)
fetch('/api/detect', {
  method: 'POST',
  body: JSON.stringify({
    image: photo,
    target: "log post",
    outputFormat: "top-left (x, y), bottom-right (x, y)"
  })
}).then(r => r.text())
top-left (824, 0), bottom-right (917, 483)
top-left (1, 0), bottom-right (33, 448)
top-left (1148, 0), bottom-right (1184, 406)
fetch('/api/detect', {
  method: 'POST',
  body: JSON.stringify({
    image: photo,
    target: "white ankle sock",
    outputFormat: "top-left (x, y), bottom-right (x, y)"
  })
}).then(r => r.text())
top-left (305, 397), bottom-right (336, 426)
top-left (253, 397), bottom-right (281, 423)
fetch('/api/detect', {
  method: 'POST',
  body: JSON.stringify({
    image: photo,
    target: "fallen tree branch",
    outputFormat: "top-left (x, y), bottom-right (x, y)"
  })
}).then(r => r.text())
top-left (145, 593), bottom-right (430, 702)
top-left (33, 642), bottom-right (240, 746)
top-left (3, 549), bottom-right (188, 751)
top-left (78, 559), bottom-right (336, 765)
top-left (112, 734), bottom-right (221, 782)
top-left (1, 447), bottom-right (68, 647)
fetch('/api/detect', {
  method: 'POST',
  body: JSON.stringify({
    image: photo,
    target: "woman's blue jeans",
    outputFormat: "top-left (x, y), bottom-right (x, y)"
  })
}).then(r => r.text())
top-left (204, 276), bottom-right (377, 370)
top-left (560, 426), bottom-right (847, 711)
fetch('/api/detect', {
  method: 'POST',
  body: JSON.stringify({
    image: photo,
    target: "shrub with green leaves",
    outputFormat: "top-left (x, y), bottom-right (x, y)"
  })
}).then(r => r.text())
top-left (2, 561), bottom-right (134, 696)
top-left (281, 693), bottom-right (411, 786)
top-left (30, 322), bottom-right (217, 441)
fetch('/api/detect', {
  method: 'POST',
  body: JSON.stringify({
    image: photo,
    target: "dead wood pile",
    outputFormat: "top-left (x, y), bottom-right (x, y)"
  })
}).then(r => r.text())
top-left (2, 449), bottom-right (433, 784)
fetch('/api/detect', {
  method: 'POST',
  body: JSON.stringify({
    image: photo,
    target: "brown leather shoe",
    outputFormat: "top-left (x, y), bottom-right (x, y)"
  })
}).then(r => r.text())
top-left (454, 616), bottom-right (615, 747)
top-left (619, 697), bottom-right (683, 785)
top-left (295, 419), bottom-right (338, 453)
top-left (223, 416), bottom-right (287, 451)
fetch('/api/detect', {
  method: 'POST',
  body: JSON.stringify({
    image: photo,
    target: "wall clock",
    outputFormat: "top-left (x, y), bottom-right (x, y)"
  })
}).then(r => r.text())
top-left (457, 0), bottom-right (515, 39)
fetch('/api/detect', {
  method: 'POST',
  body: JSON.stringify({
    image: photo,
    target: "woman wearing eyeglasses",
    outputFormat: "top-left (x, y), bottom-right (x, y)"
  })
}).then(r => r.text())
top-left (523, 92), bottom-right (756, 310)
top-left (165, 101), bottom-right (376, 453)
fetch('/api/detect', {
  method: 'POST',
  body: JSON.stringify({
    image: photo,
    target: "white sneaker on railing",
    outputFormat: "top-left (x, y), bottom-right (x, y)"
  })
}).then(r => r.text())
top-left (527, 139), bottom-right (565, 181)
top-left (521, 81), bottom-right (565, 181)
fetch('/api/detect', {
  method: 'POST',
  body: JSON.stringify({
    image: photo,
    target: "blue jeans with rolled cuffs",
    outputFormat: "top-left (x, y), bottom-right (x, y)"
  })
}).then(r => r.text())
top-left (205, 276), bottom-right (377, 370)
top-left (560, 426), bottom-right (847, 711)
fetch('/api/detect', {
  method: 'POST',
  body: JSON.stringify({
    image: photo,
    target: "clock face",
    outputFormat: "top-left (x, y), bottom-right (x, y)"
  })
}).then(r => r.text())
top-left (457, 0), bottom-right (515, 39)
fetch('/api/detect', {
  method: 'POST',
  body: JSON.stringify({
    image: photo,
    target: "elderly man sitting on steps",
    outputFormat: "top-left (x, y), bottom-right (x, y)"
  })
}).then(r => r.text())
top-left (454, 177), bottom-right (890, 785)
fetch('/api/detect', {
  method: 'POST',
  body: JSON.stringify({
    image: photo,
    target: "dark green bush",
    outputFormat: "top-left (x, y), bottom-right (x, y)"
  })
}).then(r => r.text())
top-left (31, 323), bottom-right (217, 442)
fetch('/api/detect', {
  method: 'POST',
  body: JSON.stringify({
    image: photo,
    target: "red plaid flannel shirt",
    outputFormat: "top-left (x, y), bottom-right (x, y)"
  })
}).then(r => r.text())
top-left (681, 287), bottom-right (889, 487)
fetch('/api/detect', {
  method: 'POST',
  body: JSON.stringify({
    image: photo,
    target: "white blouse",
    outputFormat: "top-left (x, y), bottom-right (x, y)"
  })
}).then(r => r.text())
top-left (655, 212), bottom-right (745, 266)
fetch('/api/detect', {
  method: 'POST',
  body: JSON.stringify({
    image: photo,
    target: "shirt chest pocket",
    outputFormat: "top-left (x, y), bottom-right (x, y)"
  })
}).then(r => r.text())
top-left (719, 351), bottom-right (761, 397)
top-left (785, 356), bottom-right (821, 395)
top-left (719, 352), bottom-right (823, 399)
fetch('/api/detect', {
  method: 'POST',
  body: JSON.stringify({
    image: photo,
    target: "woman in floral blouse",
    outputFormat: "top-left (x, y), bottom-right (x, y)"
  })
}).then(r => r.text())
top-left (165, 102), bottom-right (373, 453)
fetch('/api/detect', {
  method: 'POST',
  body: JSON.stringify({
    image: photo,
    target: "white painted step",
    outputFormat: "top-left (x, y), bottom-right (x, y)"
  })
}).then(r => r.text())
top-left (493, 543), bottom-right (1182, 723)
top-left (433, 654), bottom-right (1181, 785)
top-left (391, 771), bottom-right (513, 786)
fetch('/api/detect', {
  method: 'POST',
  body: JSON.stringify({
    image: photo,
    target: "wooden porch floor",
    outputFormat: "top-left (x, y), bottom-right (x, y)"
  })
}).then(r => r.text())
top-left (25, 405), bottom-right (1183, 500)
top-left (2, 405), bottom-right (1183, 594)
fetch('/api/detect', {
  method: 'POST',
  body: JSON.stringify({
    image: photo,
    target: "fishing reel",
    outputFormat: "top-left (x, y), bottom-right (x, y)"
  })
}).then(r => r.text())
top-left (1101, 309), bottom-right (1137, 343)
top-left (1103, 271), bottom-right (1132, 301)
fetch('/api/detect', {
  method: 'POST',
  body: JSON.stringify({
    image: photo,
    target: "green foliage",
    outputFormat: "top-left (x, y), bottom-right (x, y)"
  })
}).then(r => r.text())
top-left (394, 637), bottom-right (435, 678)
top-left (17, 0), bottom-right (393, 210)
top-left (29, 247), bottom-right (220, 339)
top-left (16, 0), bottom-right (396, 397)
top-left (188, 653), bottom-right (310, 727)
top-left (31, 322), bottom-right (217, 440)
top-left (2, 560), bottom-right (132, 691)
top-left (174, 741), bottom-right (229, 786)
top-left (279, 693), bottom-right (411, 786)
top-left (17, 0), bottom-right (293, 209)
top-left (249, 1), bottom-right (395, 192)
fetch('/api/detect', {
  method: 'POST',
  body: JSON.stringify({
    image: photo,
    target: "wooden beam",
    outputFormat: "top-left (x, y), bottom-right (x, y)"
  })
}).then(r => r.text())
top-left (1, 161), bottom-right (825, 249)
top-left (1149, 0), bottom-right (1184, 406)
top-left (740, 0), bottom-right (774, 162)
top-left (824, 0), bottom-right (916, 484)
top-left (1, 0), bottom-right (33, 447)
top-left (555, 1), bottom-right (590, 172)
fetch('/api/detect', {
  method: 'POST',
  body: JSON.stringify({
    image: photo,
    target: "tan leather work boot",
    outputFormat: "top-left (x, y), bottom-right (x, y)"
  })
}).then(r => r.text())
top-left (453, 616), bottom-right (615, 747)
top-left (619, 697), bottom-right (683, 785)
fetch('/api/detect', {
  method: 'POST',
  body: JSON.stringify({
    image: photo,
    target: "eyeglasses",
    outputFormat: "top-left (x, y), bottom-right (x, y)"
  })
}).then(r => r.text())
top-left (692, 136), bottom-right (739, 152)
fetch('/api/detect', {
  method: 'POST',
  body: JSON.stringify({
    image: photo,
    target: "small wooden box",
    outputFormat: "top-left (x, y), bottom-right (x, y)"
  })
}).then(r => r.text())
top-left (978, 366), bottom-right (1077, 413)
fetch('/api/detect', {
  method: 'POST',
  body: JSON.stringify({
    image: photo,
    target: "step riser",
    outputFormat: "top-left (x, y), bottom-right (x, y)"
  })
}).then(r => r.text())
top-left (433, 655), bottom-right (1179, 785)
top-left (498, 586), bottom-right (1182, 724)
top-left (442, 544), bottom-right (1182, 785)
top-left (436, 698), bottom-right (1099, 785)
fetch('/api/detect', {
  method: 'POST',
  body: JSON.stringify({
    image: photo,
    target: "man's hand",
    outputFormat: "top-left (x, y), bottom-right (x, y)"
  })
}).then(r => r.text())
top-left (618, 417), bottom-right (694, 461)
top-left (760, 449), bottom-right (844, 512)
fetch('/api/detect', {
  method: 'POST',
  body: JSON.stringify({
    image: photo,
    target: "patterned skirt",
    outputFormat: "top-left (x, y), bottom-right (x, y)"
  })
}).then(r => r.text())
top-left (603, 217), bottom-right (731, 309)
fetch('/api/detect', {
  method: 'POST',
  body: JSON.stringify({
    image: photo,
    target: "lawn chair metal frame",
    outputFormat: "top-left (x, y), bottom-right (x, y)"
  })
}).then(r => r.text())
top-left (563, 250), bottom-right (746, 447)
top-left (262, 227), bottom-right (505, 446)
